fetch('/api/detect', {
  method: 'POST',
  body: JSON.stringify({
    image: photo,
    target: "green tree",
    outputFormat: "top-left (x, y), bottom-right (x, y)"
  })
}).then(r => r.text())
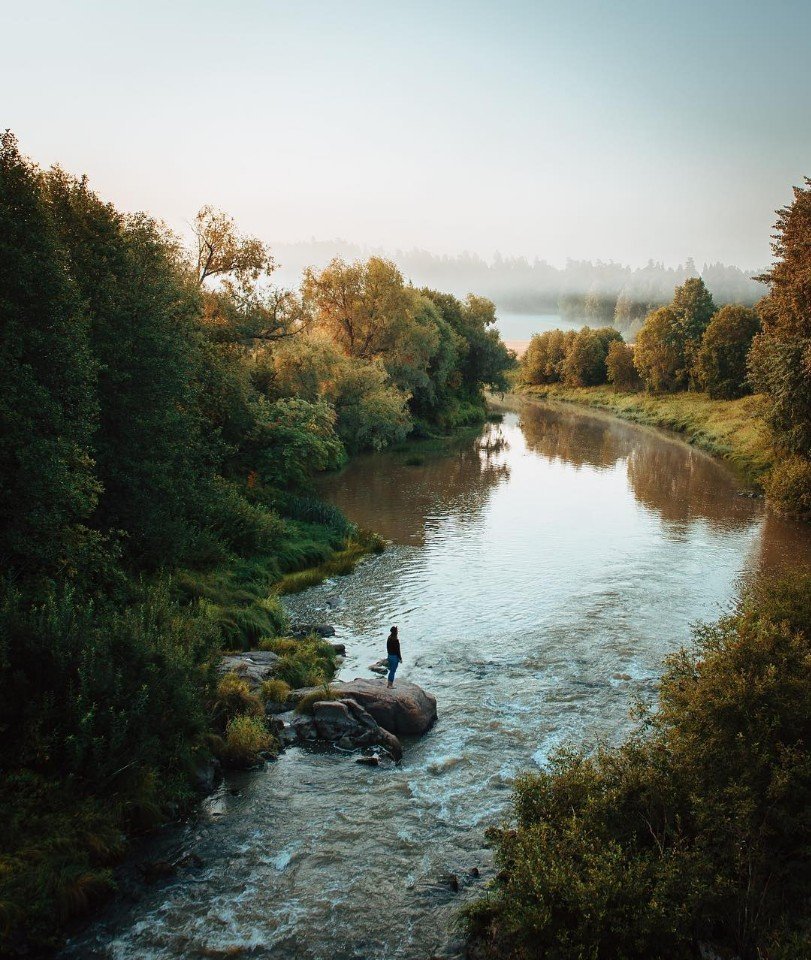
top-left (44, 170), bottom-right (212, 567)
top-left (520, 329), bottom-right (575, 385)
top-left (695, 305), bottom-right (759, 399)
top-left (671, 276), bottom-right (716, 383)
top-left (0, 133), bottom-right (100, 580)
top-left (634, 306), bottom-right (685, 392)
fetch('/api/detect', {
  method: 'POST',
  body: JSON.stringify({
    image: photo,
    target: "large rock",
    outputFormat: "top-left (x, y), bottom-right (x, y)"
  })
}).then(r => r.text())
top-left (217, 650), bottom-right (279, 689)
top-left (312, 698), bottom-right (402, 760)
top-left (331, 679), bottom-right (437, 736)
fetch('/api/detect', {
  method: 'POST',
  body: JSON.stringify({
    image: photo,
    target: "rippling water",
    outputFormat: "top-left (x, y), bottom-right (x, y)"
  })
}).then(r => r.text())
top-left (64, 400), bottom-right (810, 960)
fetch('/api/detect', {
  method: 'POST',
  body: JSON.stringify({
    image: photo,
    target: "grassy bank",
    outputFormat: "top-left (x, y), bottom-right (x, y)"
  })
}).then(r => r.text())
top-left (516, 384), bottom-right (775, 486)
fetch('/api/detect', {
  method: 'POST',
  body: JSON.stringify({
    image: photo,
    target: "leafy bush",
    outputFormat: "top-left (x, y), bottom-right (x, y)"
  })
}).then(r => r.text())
top-left (259, 678), bottom-right (292, 704)
top-left (696, 304), bottom-right (760, 399)
top-left (218, 715), bottom-right (275, 768)
top-left (261, 636), bottom-right (338, 689)
top-left (214, 671), bottom-right (263, 724)
top-left (468, 574), bottom-right (811, 960)
top-left (763, 455), bottom-right (811, 520)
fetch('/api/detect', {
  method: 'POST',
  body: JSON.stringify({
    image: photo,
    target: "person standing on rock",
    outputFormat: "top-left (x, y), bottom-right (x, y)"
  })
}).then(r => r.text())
top-left (386, 626), bottom-right (402, 688)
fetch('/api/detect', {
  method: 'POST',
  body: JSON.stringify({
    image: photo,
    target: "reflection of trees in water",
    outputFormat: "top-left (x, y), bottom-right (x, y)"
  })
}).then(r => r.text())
top-left (626, 444), bottom-right (755, 529)
top-left (519, 405), bottom-right (627, 471)
top-left (318, 428), bottom-right (510, 545)
top-left (747, 511), bottom-right (811, 576)
top-left (519, 402), bottom-right (758, 530)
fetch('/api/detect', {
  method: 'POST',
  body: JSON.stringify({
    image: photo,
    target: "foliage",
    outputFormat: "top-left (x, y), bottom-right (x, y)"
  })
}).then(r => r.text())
top-left (520, 329), bottom-right (576, 385)
top-left (0, 132), bottom-right (101, 580)
top-left (696, 304), bottom-right (760, 399)
top-left (605, 340), bottom-right (641, 390)
top-left (218, 714), bottom-right (275, 769)
top-left (633, 305), bottom-right (686, 392)
top-left (261, 635), bottom-right (339, 689)
top-left (259, 678), bottom-right (292, 704)
top-left (214, 672), bottom-right (263, 725)
top-left (468, 575), bottom-right (811, 960)
top-left (561, 326), bottom-right (623, 386)
top-left (763, 456), bottom-right (811, 521)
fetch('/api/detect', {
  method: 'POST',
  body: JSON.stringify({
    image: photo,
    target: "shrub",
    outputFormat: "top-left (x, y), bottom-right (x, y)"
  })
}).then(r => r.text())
top-left (218, 715), bottom-right (275, 768)
top-left (468, 574), bottom-right (811, 960)
top-left (259, 678), bottom-right (291, 704)
top-left (214, 671), bottom-right (263, 724)
top-left (261, 636), bottom-right (338, 689)
top-left (763, 455), bottom-right (811, 520)
top-left (634, 306), bottom-right (686, 392)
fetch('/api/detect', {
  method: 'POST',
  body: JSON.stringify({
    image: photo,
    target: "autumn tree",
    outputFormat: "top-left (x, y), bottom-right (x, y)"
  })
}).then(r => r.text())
top-left (748, 179), bottom-right (811, 516)
top-left (695, 305), bottom-right (759, 399)
top-left (605, 340), bottom-right (641, 391)
top-left (520, 329), bottom-right (576, 385)
top-left (561, 327), bottom-right (622, 386)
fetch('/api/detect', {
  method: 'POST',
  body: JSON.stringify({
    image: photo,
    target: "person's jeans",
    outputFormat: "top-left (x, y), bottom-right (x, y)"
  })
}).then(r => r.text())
top-left (387, 654), bottom-right (400, 683)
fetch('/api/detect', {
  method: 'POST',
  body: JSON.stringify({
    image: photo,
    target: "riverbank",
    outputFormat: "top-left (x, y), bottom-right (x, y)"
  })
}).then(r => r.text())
top-left (512, 385), bottom-right (775, 487)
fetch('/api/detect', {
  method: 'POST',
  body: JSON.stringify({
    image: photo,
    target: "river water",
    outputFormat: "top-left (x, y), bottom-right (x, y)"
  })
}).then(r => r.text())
top-left (64, 399), bottom-right (810, 960)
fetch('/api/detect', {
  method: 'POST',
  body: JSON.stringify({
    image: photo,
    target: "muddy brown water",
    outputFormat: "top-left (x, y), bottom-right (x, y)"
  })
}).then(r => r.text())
top-left (63, 399), bottom-right (811, 960)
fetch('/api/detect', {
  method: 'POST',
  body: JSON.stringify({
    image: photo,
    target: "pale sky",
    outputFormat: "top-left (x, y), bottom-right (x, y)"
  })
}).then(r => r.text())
top-left (3, 0), bottom-right (809, 267)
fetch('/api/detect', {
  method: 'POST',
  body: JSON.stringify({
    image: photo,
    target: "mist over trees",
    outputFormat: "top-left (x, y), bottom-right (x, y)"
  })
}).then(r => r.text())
top-left (271, 240), bottom-right (766, 333)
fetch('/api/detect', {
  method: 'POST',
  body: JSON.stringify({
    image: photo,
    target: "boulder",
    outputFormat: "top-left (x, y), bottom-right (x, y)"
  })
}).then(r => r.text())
top-left (312, 698), bottom-right (403, 760)
top-left (217, 650), bottom-right (279, 690)
top-left (331, 679), bottom-right (437, 736)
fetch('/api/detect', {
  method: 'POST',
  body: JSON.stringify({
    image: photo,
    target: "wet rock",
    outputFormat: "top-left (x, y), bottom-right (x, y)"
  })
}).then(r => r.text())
top-left (138, 859), bottom-right (176, 882)
top-left (368, 658), bottom-right (388, 675)
top-left (356, 754), bottom-right (380, 767)
top-left (469, 866), bottom-right (481, 878)
top-left (193, 756), bottom-right (222, 795)
top-left (330, 641), bottom-right (347, 656)
top-left (331, 678), bottom-right (437, 736)
top-left (217, 650), bottom-right (280, 690)
top-left (291, 623), bottom-right (336, 638)
top-left (448, 874), bottom-right (460, 892)
top-left (311, 698), bottom-right (403, 761)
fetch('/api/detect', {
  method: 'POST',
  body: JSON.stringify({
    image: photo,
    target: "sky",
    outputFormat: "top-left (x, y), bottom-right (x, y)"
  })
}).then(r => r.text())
top-left (3, 0), bottom-right (810, 268)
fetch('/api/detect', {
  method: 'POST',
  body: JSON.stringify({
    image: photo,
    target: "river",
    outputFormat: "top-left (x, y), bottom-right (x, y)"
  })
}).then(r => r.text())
top-left (63, 399), bottom-right (811, 960)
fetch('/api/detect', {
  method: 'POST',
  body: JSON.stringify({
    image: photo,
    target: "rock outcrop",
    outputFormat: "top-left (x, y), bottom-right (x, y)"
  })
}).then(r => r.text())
top-left (217, 650), bottom-right (279, 689)
top-left (297, 698), bottom-right (403, 760)
top-left (331, 679), bottom-right (438, 736)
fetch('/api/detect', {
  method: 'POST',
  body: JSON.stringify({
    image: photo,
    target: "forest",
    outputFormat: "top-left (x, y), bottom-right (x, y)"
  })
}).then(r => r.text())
top-left (0, 133), bottom-right (513, 952)
top-left (518, 181), bottom-right (811, 521)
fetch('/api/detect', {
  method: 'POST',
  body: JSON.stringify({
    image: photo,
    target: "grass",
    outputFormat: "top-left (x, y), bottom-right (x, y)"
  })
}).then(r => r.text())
top-left (518, 384), bottom-right (775, 486)
top-left (273, 529), bottom-right (386, 595)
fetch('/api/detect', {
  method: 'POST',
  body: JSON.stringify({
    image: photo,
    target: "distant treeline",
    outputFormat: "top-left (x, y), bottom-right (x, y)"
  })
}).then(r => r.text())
top-left (273, 240), bottom-right (765, 332)
top-left (0, 132), bottom-right (512, 951)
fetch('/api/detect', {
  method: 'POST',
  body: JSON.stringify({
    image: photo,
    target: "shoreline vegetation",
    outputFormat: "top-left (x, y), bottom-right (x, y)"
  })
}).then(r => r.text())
top-left (0, 133), bottom-right (512, 956)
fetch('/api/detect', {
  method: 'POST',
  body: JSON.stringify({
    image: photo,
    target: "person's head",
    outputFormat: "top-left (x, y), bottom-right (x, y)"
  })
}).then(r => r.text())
top-left (389, 625), bottom-right (398, 638)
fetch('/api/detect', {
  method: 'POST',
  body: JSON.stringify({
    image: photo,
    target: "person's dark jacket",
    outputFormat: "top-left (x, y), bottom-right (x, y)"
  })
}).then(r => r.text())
top-left (386, 633), bottom-right (402, 661)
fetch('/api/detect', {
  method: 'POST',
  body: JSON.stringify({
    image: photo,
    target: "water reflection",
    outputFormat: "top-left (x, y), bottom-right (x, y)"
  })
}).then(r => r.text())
top-left (316, 421), bottom-right (510, 545)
